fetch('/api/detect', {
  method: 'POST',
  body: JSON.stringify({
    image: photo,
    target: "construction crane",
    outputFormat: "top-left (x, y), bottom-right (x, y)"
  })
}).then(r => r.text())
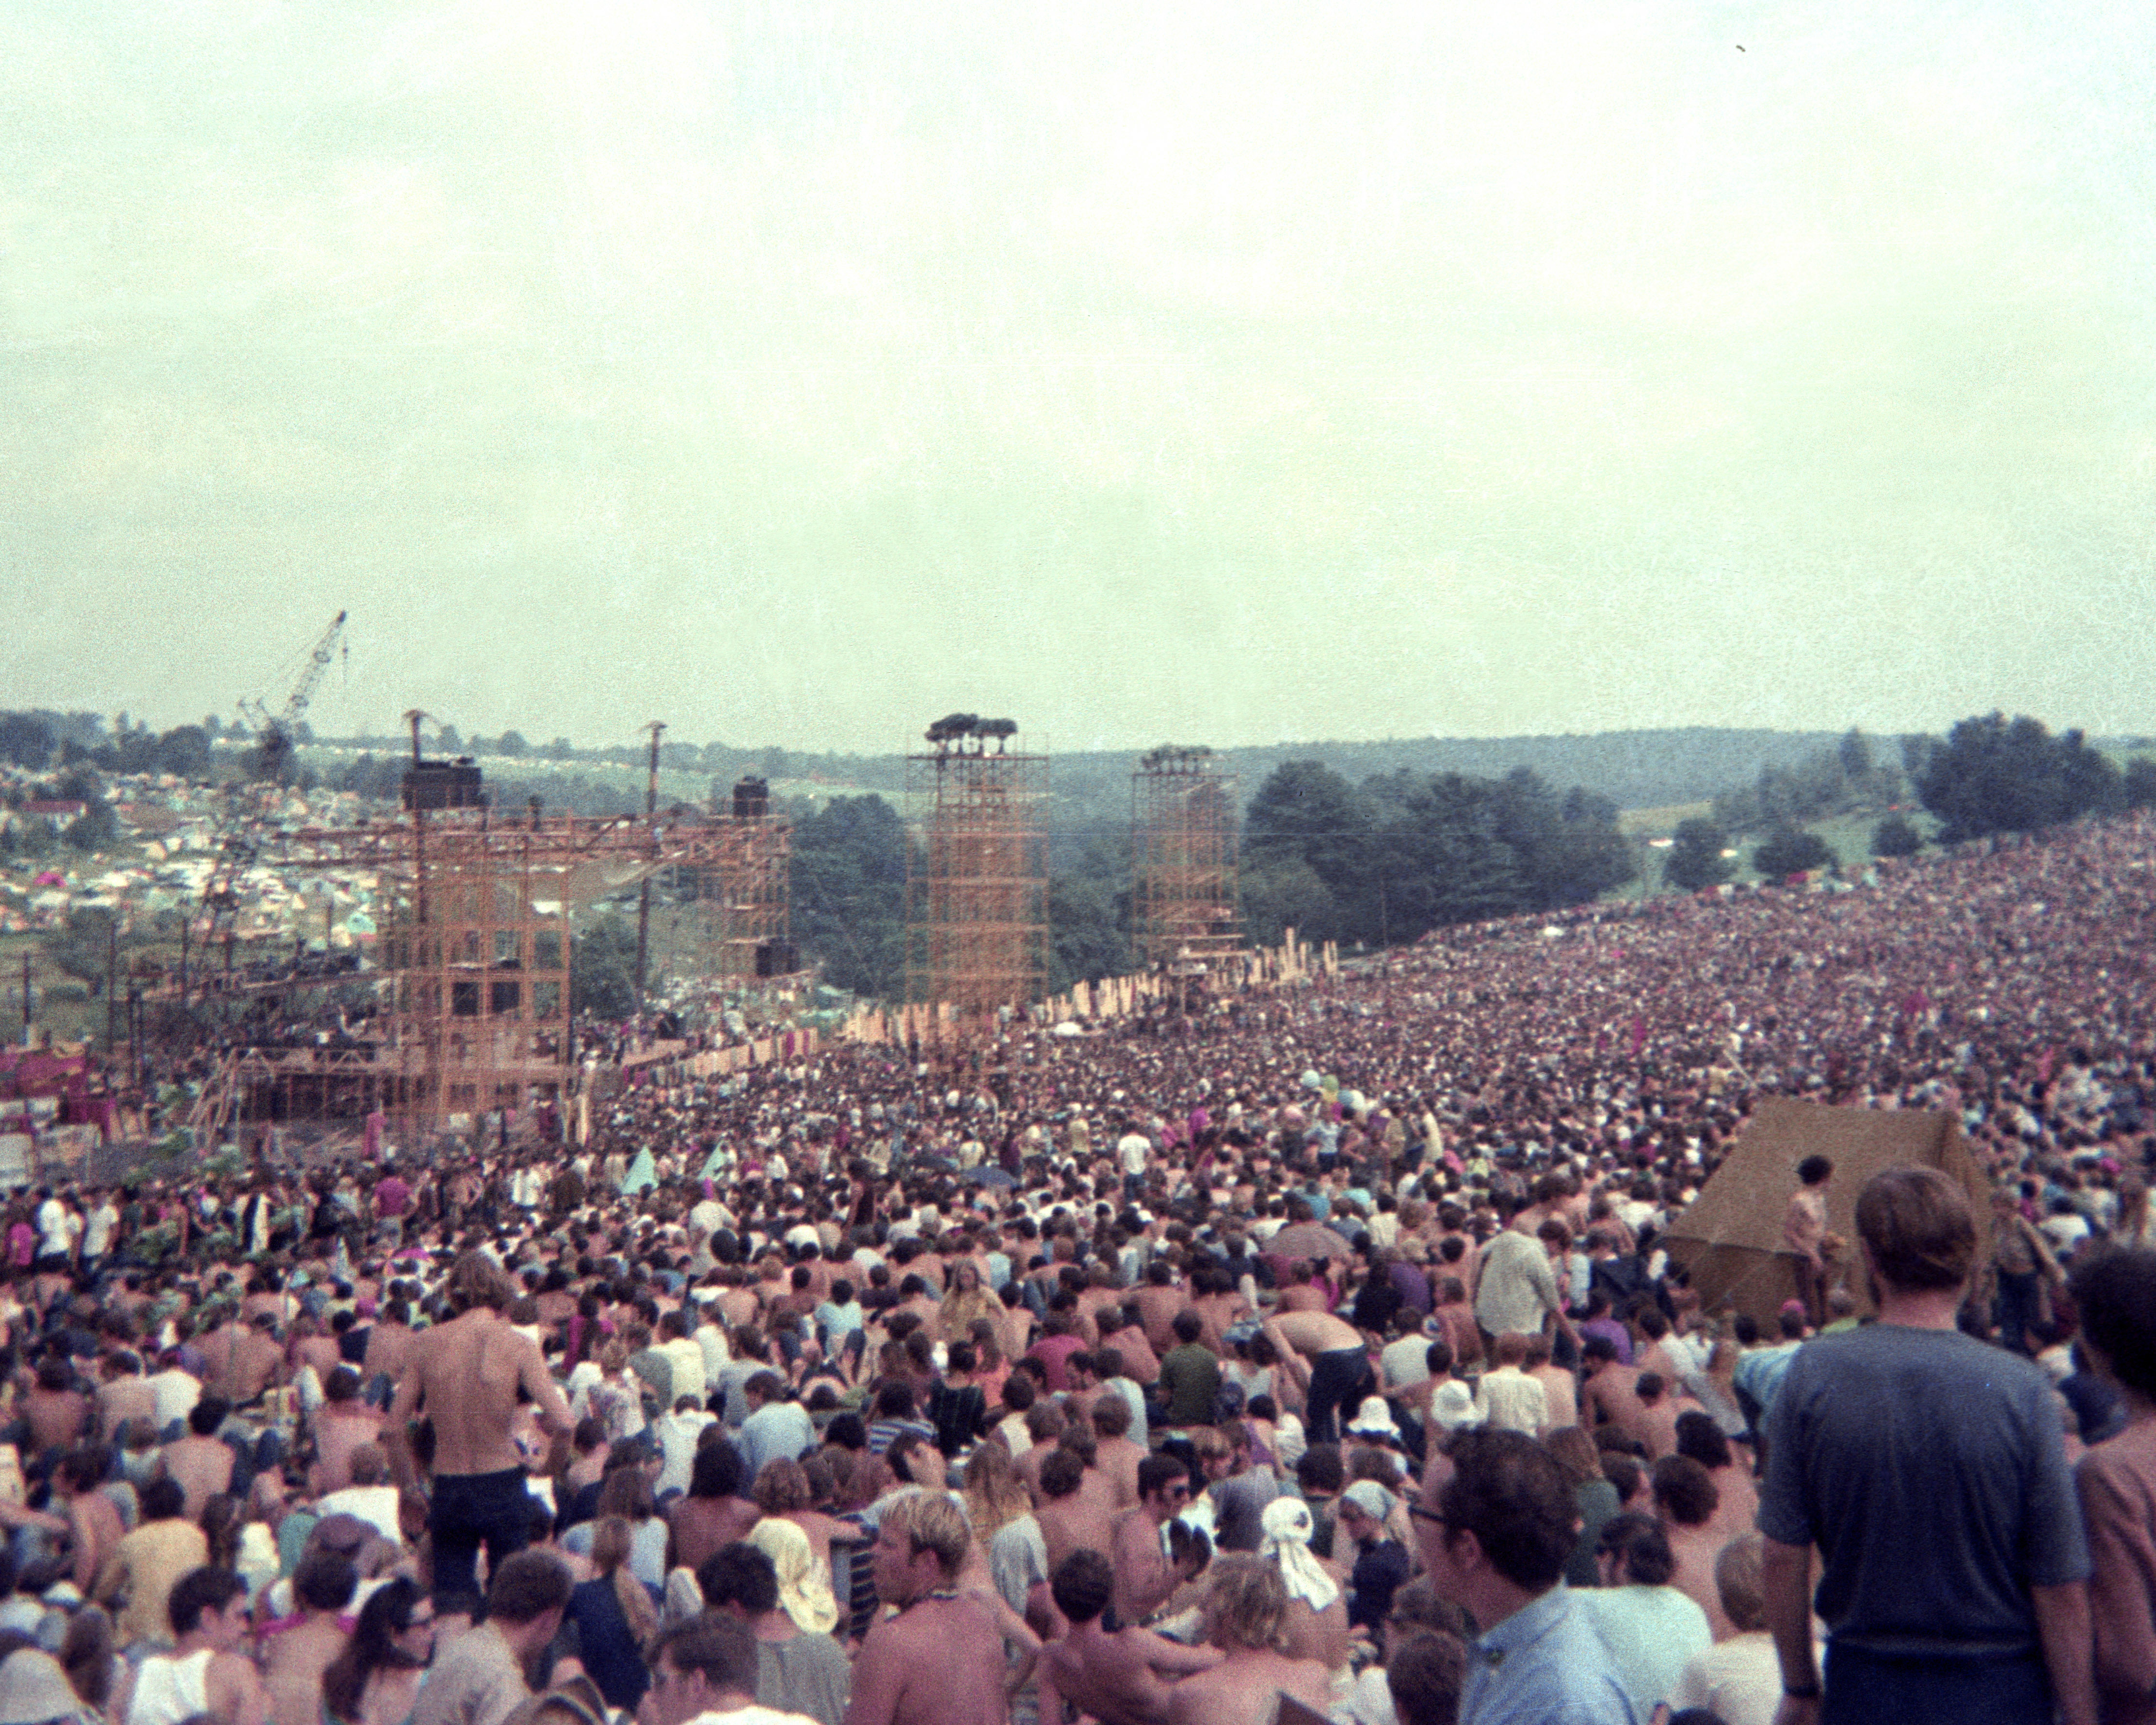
top-left (239, 609), bottom-right (348, 783)
top-left (184, 610), bottom-right (349, 993)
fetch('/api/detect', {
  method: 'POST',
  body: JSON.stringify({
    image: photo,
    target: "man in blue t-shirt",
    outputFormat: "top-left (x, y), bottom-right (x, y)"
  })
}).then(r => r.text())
top-left (1760, 1166), bottom-right (2095, 1725)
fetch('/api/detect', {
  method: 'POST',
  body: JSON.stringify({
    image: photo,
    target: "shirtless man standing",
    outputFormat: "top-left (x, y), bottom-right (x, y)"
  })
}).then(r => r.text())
top-left (1162, 1556), bottom-right (1332, 1725)
top-left (1260, 1309), bottom-right (1373, 1447)
top-left (846, 1489), bottom-right (1028, 1725)
top-left (385, 1251), bottom-right (570, 1599)
top-left (1036, 1550), bottom-right (1220, 1725)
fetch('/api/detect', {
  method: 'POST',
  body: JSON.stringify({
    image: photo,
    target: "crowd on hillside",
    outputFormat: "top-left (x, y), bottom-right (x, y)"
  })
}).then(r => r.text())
top-left (0, 813), bottom-right (2148, 1725)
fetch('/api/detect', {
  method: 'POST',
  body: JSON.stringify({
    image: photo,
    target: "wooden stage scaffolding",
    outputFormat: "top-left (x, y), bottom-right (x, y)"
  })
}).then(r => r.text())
top-left (212, 805), bottom-right (788, 1134)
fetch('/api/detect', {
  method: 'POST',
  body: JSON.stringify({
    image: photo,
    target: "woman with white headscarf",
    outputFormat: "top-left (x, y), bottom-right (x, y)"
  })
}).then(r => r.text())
top-left (1257, 1495), bottom-right (1352, 1669)
top-left (748, 1515), bottom-right (841, 1635)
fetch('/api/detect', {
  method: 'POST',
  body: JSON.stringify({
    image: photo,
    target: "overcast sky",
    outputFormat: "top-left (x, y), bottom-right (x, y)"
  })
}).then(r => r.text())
top-left (4, 2), bottom-right (2153, 757)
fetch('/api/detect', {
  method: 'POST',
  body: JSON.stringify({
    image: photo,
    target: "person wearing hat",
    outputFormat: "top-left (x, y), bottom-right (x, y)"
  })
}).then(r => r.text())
top-left (1345, 1396), bottom-right (1403, 1449)
top-left (1337, 1481), bottom-right (1413, 1639)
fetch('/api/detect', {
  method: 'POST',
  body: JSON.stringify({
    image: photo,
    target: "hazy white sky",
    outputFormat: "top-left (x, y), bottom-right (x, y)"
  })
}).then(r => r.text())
top-left (5, 2), bottom-right (2153, 755)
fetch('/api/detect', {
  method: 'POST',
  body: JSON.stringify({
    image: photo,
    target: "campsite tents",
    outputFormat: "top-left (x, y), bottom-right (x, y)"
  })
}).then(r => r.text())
top-left (1659, 1098), bottom-right (1986, 1327)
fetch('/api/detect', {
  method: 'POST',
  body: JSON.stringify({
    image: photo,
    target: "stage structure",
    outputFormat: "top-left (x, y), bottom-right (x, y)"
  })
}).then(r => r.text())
top-left (189, 734), bottom-right (794, 1133)
top-left (904, 715), bottom-right (1048, 1018)
top-left (664, 776), bottom-right (795, 984)
top-left (1131, 746), bottom-right (1241, 968)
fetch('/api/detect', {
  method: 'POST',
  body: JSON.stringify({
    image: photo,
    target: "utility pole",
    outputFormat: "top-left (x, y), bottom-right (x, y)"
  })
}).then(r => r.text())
top-left (19, 954), bottom-right (30, 1046)
top-left (106, 920), bottom-right (118, 1054)
top-left (634, 721), bottom-right (666, 1008)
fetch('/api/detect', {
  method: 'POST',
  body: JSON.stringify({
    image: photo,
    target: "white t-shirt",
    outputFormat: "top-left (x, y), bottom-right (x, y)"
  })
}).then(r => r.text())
top-left (148, 1368), bottom-right (202, 1431)
top-left (682, 1705), bottom-right (821, 1725)
top-left (314, 1484), bottom-right (404, 1548)
top-left (36, 1200), bottom-right (71, 1257)
top-left (1117, 1133), bottom-right (1151, 1176)
top-left (84, 1202), bottom-right (120, 1259)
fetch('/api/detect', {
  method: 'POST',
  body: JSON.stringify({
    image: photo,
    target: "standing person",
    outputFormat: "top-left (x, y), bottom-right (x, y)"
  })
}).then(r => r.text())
top-left (384, 1252), bottom-right (571, 1600)
top-left (1782, 1156), bottom-right (1839, 1330)
top-left (845, 1489), bottom-right (1026, 1725)
top-left (1760, 1167), bottom-right (2096, 1725)
top-left (2065, 1245), bottom-right (2156, 1725)
top-left (1259, 1309), bottom-right (1371, 1447)
top-left (1411, 1427), bottom-right (1634, 1725)
top-left (1471, 1208), bottom-right (1577, 1357)
top-left (82, 1189), bottom-right (120, 1278)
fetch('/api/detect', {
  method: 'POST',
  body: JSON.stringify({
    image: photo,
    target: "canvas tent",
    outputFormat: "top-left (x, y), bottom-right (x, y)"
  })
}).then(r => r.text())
top-left (1659, 1098), bottom-right (1986, 1327)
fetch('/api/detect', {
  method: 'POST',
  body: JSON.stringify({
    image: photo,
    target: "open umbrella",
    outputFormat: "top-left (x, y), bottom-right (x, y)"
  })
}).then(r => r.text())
top-left (1268, 1221), bottom-right (1357, 1263)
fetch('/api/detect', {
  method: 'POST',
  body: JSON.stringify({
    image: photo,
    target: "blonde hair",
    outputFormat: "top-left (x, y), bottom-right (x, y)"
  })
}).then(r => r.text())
top-left (881, 1490), bottom-right (971, 1581)
top-left (962, 1444), bottom-right (1032, 1542)
top-left (1203, 1555), bottom-right (1288, 1652)
top-left (591, 1517), bottom-right (659, 1648)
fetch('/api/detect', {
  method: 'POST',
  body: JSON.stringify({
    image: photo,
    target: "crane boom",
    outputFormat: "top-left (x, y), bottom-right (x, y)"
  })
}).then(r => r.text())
top-left (243, 609), bottom-right (347, 781)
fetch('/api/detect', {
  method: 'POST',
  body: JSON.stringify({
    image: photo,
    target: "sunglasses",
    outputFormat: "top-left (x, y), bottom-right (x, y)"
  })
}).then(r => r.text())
top-left (1407, 1504), bottom-right (1449, 1526)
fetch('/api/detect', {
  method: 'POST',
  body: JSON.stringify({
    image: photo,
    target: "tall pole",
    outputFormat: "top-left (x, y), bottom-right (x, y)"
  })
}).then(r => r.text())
top-left (106, 920), bottom-right (118, 1054)
top-left (634, 720), bottom-right (665, 1008)
top-left (19, 954), bottom-right (29, 1045)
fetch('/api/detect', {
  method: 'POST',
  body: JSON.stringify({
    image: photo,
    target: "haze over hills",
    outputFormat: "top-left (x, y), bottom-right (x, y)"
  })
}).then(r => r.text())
top-left (314, 723), bottom-right (1854, 822)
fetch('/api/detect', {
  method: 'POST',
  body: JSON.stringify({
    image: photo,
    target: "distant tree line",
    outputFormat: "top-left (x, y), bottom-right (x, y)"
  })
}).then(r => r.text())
top-left (1236, 761), bottom-right (1635, 947)
top-left (0, 709), bottom-right (214, 780)
top-left (1665, 715), bottom-right (2156, 893)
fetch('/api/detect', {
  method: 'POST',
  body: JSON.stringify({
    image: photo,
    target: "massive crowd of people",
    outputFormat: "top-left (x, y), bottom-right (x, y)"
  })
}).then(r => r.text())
top-left (0, 811), bottom-right (2152, 1725)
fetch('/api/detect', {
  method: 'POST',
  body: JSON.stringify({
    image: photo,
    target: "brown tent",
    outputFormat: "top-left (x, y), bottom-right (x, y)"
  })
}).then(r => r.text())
top-left (1659, 1098), bottom-right (1986, 1327)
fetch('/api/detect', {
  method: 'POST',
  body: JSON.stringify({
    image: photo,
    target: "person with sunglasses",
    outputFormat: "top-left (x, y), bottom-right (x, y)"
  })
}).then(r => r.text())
top-left (1110, 1456), bottom-right (1200, 1631)
top-left (320, 1577), bottom-right (437, 1725)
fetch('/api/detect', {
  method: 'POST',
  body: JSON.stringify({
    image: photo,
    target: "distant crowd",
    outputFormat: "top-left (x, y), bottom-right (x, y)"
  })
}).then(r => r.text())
top-left (0, 810), bottom-right (2149, 1725)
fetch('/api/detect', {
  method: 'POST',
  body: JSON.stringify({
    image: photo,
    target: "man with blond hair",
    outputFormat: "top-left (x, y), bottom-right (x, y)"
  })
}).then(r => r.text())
top-left (846, 1492), bottom-right (1024, 1725)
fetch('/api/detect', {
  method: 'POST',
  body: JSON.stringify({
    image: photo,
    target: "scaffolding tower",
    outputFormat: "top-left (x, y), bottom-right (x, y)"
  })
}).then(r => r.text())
top-left (1132, 746), bottom-right (1241, 967)
top-left (905, 720), bottom-right (1048, 1016)
top-left (665, 783), bottom-right (793, 985)
top-left (224, 806), bottom-right (766, 1131)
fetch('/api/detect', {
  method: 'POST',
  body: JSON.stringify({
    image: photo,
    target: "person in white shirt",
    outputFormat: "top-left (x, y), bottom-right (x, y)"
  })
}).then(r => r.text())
top-left (1117, 1128), bottom-right (1151, 1194)
top-left (82, 1193), bottom-right (120, 1267)
top-left (33, 1190), bottom-right (74, 1269)
top-left (147, 1354), bottom-right (203, 1437)
top-left (314, 1445), bottom-right (406, 1548)
top-left (1473, 1334), bottom-right (1550, 1437)
top-left (655, 1310), bottom-right (708, 1405)
top-left (653, 1400), bottom-right (717, 1499)
top-left (1667, 1533), bottom-right (1800, 1725)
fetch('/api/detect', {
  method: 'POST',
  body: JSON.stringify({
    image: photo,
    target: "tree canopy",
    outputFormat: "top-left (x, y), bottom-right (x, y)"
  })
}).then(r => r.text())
top-left (1240, 760), bottom-right (1633, 947)
top-left (1914, 713), bottom-right (2123, 843)
top-left (1664, 818), bottom-right (1735, 892)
